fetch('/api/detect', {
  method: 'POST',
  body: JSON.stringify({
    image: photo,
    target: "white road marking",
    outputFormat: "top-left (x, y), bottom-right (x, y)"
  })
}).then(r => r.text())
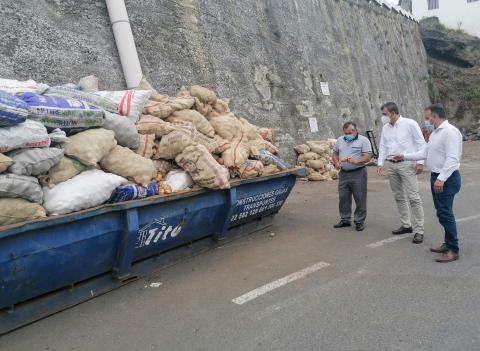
top-left (232, 261), bottom-right (330, 305)
top-left (457, 214), bottom-right (480, 223)
top-left (366, 234), bottom-right (413, 248)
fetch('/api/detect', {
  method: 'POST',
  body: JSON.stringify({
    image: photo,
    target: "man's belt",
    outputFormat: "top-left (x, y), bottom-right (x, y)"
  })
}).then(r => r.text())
top-left (340, 166), bottom-right (366, 173)
top-left (387, 159), bottom-right (404, 163)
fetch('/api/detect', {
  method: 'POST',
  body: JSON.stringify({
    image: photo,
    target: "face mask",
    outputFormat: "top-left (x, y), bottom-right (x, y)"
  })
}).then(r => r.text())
top-left (344, 134), bottom-right (357, 142)
top-left (381, 115), bottom-right (390, 125)
top-left (424, 120), bottom-right (434, 131)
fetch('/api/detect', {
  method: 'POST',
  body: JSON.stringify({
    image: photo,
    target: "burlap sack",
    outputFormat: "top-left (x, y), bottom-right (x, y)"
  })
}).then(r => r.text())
top-left (155, 129), bottom-right (195, 160)
top-left (194, 97), bottom-right (213, 117)
top-left (152, 159), bottom-right (173, 176)
top-left (136, 115), bottom-right (176, 137)
top-left (101, 145), bottom-right (156, 186)
top-left (297, 152), bottom-right (320, 163)
top-left (262, 164), bottom-right (280, 176)
top-left (239, 117), bottom-right (262, 141)
top-left (237, 160), bottom-right (264, 179)
top-left (306, 159), bottom-right (327, 171)
top-left (249, 139), bottom-right (278, 154)
top-left (155, 123), bottom-right (217, 160)
top-left (168, 96), bottom-right (195, 111)
top-left (324, 164), bottom-right (335, 172)
top-left (168, 109), bottom-right (214, 137)
top-left (177, 86), bottom-right (190, 98)
top-left (62, 128), bottom-right (116, 166)
top-left (307, 140), bottom-right (331, 155)
top-left (210, 113), bottom-right (243, 141)
top-left (294, 144), bottom-right (310, 154)
top-left (259, 127), bottom-right (273, 142)
top-left (329, 169), bottom-right (339, 180)
top-left (142, 100), bottom-right (174, 119)
top-left (307, 172), bottom-right (327, 181)
top-left (213, 99), bottom-right (230, 115)
top-left (137, 77), bottom-right (169, 102)
top-left (222, 133), bottom-right (250, 168)
top-left (0, 198), bottom-right (46, 227)
top-left (176, 144), bottom-right (230, 189)
top-left (136, 134), bottom-right (156, 159)
top-left (190, 85), bottom-right (217, 105)
top-left (214, 135), bottom-right (231, 154)
top-left (0, 153), bottom-right (14, 173)
top-left (38, 156), bottom-right (86, 188)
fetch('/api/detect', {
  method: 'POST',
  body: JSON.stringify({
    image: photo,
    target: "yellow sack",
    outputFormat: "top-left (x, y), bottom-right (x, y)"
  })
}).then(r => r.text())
top-left (62, 128), bottom-right (116, 166)
top-left (0, 198), bottom-right (46, 227)
top-left (101, 145), bottom-right (156, 186)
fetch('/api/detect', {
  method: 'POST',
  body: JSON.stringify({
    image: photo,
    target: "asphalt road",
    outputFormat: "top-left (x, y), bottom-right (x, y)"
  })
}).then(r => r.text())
top-left (2, 142), bottom-right (480, 351)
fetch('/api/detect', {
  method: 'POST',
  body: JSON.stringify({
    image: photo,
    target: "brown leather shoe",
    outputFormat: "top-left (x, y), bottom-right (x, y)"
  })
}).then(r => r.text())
top-left (430, 244), bottom-right (448, 253)
top-left (435, 250), bottom-right (459, 263)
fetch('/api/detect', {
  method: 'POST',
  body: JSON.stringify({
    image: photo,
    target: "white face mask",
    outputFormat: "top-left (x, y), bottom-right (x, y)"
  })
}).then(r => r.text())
top-left (381, 115), bottom-right (390, 125)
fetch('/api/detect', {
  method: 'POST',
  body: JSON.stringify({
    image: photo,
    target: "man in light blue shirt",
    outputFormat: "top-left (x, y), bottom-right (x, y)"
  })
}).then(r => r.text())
top-left (332, 122), bottom-right (373, 231)
top-left (393, 104), bottom-right (463, 263)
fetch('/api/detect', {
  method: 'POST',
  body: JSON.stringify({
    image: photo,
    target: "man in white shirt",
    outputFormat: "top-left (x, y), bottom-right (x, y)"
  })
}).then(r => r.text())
top-left (393, 104), bottom-right (463, 263)
top-left (377, 102), bottom-right (426, 244)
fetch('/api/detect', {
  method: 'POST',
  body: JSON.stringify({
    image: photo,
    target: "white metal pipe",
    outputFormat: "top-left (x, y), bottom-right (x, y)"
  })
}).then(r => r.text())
top-left (105, 0), bottom-right (143, 89)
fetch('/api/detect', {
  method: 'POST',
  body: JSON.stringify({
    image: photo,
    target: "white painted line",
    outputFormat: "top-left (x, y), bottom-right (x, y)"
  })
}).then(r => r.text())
top-left (232, 261), bottom-right (330, 305)
top-left (457, 214), bottom-right (480, 223)
top-left (366, 234), bottom-right (413, 248)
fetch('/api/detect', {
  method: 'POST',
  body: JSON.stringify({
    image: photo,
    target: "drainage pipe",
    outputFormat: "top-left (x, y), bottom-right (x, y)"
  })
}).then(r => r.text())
top-left (105, 0), bottom-right (143, 88)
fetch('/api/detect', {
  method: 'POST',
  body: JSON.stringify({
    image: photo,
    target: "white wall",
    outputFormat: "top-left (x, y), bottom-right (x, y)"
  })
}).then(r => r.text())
top-left (412, 0), bottom-right (480, 37)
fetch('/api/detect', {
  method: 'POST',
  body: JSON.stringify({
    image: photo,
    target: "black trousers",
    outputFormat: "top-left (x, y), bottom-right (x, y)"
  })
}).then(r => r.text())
top-left (338, 167), bottom-right (368, 224)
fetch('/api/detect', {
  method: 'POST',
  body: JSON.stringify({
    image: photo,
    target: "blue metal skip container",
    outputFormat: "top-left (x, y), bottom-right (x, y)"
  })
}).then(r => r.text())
top-left (0, 168), bottom-right (303, 334)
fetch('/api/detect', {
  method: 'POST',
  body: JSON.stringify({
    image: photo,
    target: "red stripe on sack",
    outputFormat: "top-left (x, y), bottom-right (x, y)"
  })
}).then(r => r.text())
top-left (126, 90), bottom-right (134, 116)
top-left (119, 91), bottom-right (128, 116)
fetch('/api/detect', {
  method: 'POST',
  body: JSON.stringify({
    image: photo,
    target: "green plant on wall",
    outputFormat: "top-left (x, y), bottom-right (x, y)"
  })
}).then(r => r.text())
top-left (427, 77), bottom-right (440, 103)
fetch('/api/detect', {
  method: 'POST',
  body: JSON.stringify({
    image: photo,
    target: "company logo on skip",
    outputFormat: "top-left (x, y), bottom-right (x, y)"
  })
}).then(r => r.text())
top-left (136, 218), bottom-right (183, 248)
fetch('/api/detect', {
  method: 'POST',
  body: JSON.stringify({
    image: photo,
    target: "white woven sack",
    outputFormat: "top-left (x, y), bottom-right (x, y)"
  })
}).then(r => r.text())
top-left (103, 111), bottom-right (140, 149)
top-left (0, 120), bottom-right (50, 153)
top-left (0, 78), bottom-right (48, 95)
top-left (43, 169), bottom-right (127, 215)
top-left (8, 147), bottom-right (64, 176)
top-left (95, 90), bottom-right (151, 122)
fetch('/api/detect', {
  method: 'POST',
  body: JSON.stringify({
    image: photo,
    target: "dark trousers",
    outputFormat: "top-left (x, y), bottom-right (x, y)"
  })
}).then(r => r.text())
top-left (338, 167), bottom-right (367, 224)
top-left (431, 171), bottom-right (461, 252)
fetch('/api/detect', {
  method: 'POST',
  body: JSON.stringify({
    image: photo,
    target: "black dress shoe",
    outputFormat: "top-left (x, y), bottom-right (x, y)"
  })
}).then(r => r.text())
top-left (355, 223), bottom-right (365, 231)
top-left (412, 233), bottom-right (423, 244)
top-left (334, 221), bottom-right (351, 228)
top-left (392, 226), bottom-right (413, 235)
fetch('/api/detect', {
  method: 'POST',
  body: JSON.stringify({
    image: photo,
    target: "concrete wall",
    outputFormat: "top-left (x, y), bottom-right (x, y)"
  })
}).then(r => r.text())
top-left (0, 0), bottom-right (430, 162)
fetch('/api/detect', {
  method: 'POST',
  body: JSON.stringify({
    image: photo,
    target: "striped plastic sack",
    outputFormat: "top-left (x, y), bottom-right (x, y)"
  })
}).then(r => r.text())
top-left (45, 86), bottom-right (118, 112)
top-left (94, 90), bottom-right (151, 122)
top-left (18, 93), bottom-right (104, 129)
top-left (0, 91), bottom-right (29, 126)
top-left (0, 119), bottom-right (50, 153)
top-left (109, 181), bottom-right (158, 203)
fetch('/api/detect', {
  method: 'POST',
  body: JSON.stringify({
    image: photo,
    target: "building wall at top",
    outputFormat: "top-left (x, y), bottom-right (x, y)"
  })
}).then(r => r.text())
top-left (412, 0), bottom-right (480, 37)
